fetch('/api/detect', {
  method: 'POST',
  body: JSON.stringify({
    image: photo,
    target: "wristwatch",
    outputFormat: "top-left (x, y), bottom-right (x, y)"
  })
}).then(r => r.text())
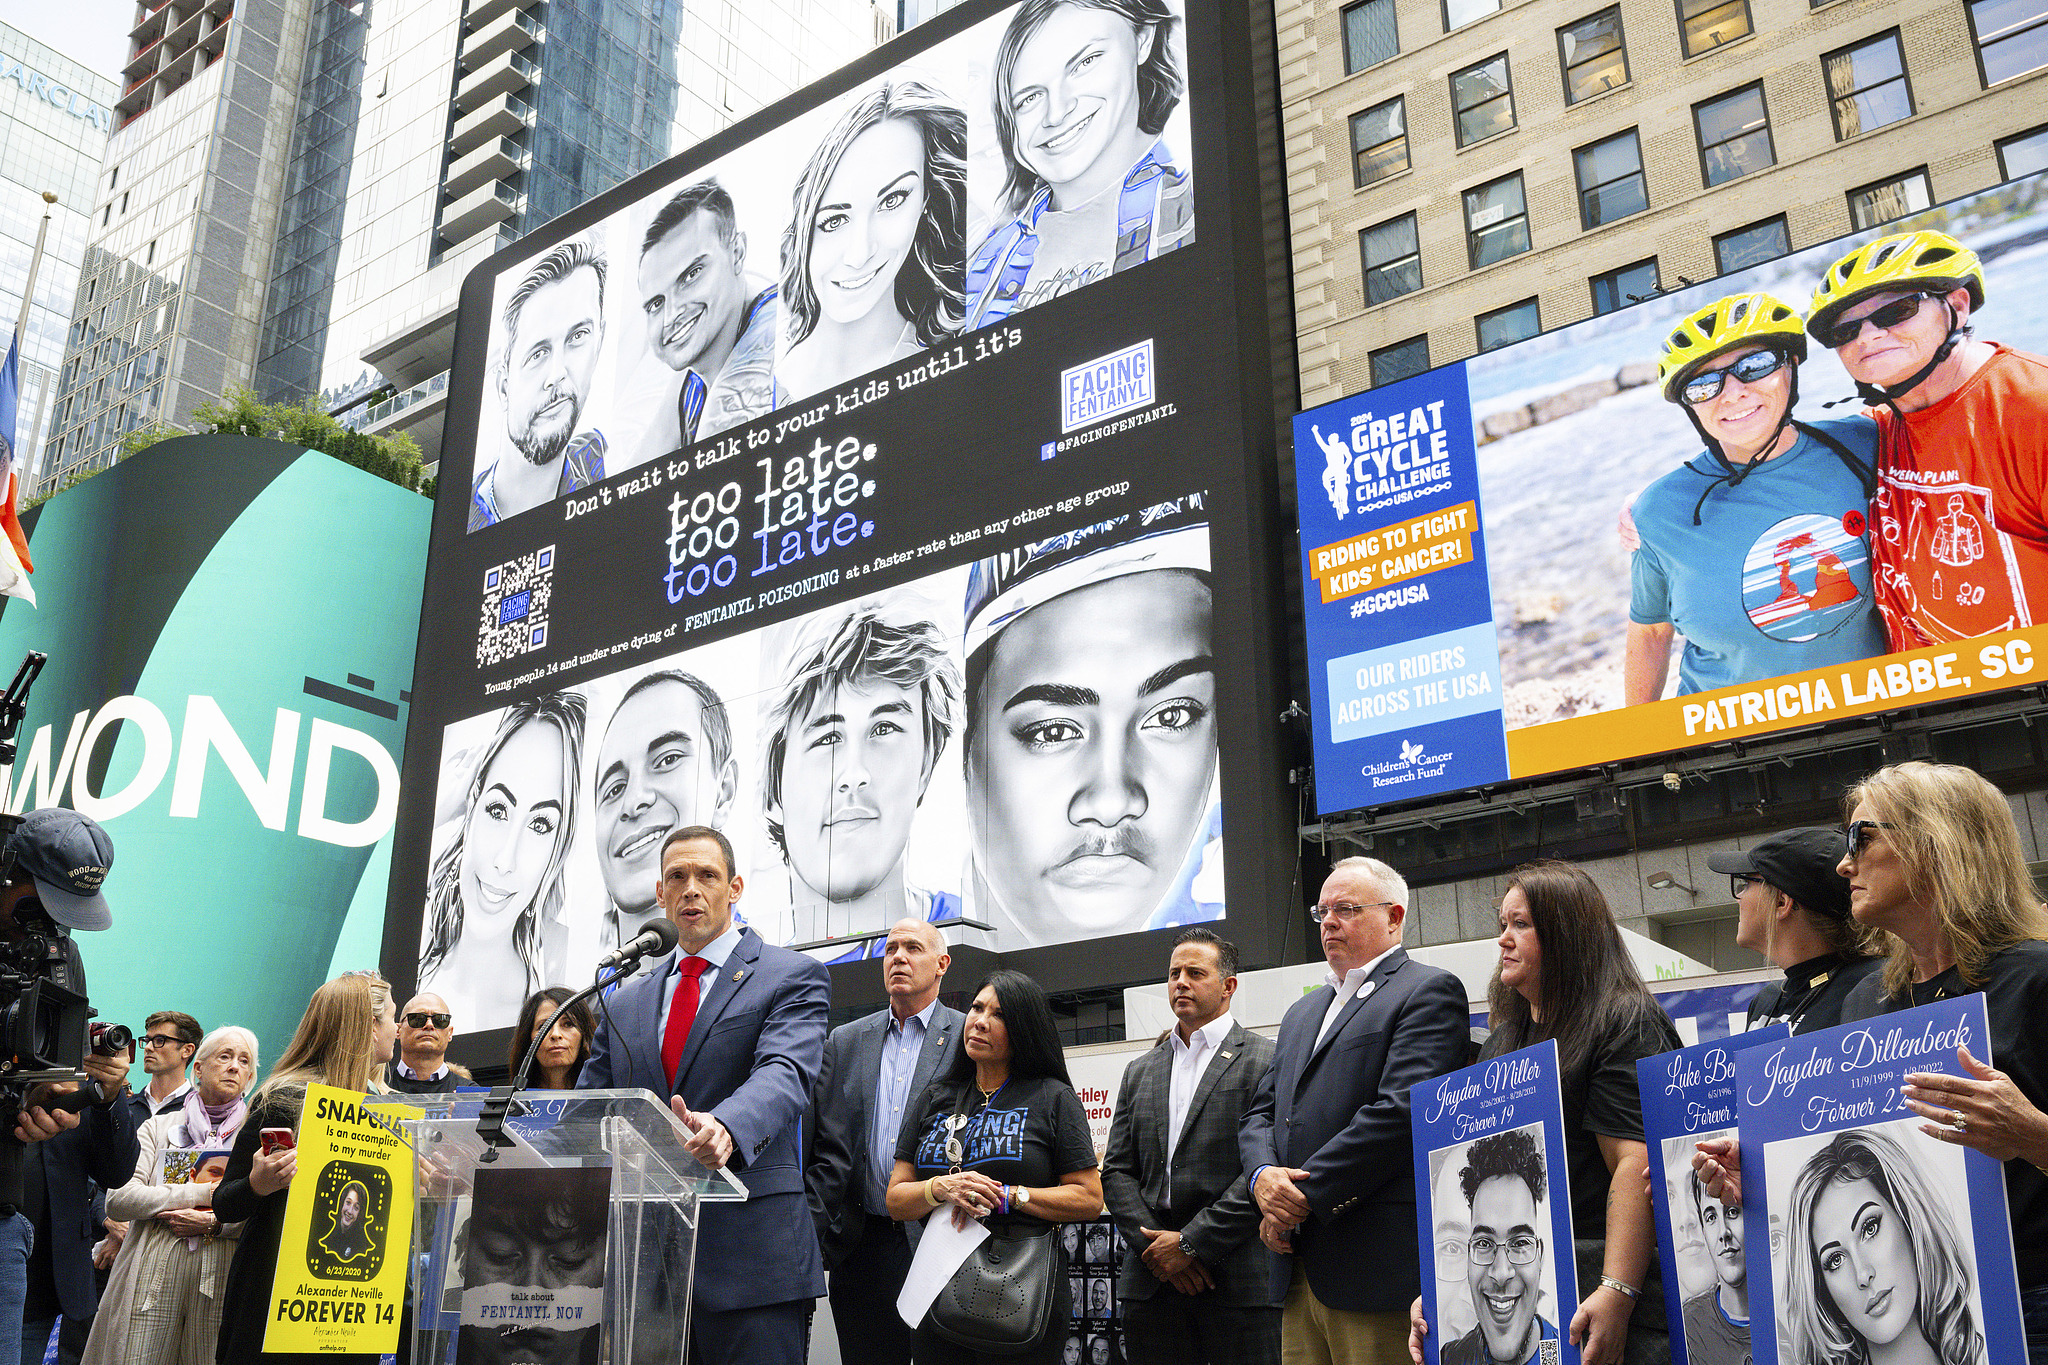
top-left (1179, 1235), bottom-right (1197, 1260)
top-left (1010, 1184), bottom-right (1030, 1206)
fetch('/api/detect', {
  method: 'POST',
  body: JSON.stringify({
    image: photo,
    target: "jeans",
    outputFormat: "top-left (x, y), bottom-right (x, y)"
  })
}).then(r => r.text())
top-left (2022, 1283), bottom-right (2048, 1363)
top-left (0, 1215), bottom-right (28, 1365)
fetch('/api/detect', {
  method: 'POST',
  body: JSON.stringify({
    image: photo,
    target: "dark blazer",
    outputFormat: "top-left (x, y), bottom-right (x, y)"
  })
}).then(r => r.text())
top-left (1102, 1019), bottom-right (1277, 1307)
top-left (1238, 947), bottom-right (1470, 1313)
top-left (582, 926), bottom-right (831, 1311)
top-left (806, 998), bottom-right (964, 1267)
top-left (33, 1096), bottom-right (140, 1321)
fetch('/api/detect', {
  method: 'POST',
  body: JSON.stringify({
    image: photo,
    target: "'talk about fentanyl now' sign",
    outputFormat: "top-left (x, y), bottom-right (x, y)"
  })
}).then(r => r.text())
top-left (1412, 1040), bottom-right (1574, 1365)
top-left (1637, 1025), bottom-right (1787, 1365)
top-left (1736, 997), bottom-right (2022, 1365)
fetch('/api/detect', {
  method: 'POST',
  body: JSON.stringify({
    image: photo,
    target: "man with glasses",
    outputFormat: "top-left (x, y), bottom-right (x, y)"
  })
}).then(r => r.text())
top-left (1441, 1128), bottom-right (1556, 1365)
top-left (1239, 856), bottom-right (1469, 1362)
top-left (385, 993), bottom-right (473, 1095)
top-left (1807, 228), bottom-right (2048, 651)
top-left (125, 1011), bottom-right (200, 1123)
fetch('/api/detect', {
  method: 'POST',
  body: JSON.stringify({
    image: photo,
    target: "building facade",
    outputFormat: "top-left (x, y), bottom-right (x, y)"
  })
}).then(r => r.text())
top-left (0, 25), bottom-right (114, 492)
top-left (1280, 0), bottom-right (2048, 400)
top-left (41, 0), bottom-right (886, 497)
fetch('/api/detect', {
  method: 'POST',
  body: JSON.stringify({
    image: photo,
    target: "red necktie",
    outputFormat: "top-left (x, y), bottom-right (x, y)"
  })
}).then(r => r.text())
top-left (661, 956), bottom-right (712, 1087)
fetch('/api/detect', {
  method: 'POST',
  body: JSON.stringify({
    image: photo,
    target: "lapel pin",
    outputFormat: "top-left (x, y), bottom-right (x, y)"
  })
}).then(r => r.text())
top-left (1220, 1050), bottom-right (1234, 1060)
top-left (733, 970), bottom-right (747, 983)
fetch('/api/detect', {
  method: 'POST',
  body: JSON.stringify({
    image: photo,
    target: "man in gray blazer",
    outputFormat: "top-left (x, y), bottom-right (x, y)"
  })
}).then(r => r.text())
top-left (1103, 928), bottom-right (1280, 1365)
top-left (582, 824), bottom-right (829, 1365)
top-left (806, 918), bottom-right (963, 1365)
top-left (1239, 856), bottom-right (1471, 1362)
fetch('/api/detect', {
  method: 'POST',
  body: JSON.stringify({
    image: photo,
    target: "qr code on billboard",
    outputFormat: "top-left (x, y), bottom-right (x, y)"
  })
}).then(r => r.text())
top-left (478, 546), bottom-right (554, 667)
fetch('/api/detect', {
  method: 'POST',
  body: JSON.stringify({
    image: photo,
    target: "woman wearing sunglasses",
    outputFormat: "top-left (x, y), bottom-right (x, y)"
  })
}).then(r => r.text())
top-left (1624, 292), bottom-right (1886, 705)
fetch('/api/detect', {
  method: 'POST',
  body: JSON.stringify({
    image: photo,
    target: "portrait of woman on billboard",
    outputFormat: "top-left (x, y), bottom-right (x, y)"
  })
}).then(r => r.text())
top-left (1625, 292), bottom-right (1884, 706)
top-left (418, 692), bottom-right (585, 1030)
top-left (965, 0), bottom-right (1195, 328)
top-left (776, 80), bottom-right (967, 404)
top-left (1776, 1126), bottom-right (1986, 1365)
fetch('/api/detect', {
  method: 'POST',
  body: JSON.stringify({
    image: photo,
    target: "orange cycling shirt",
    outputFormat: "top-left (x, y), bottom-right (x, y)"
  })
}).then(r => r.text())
top-left (1869, 345), bottom-right (2048, 650)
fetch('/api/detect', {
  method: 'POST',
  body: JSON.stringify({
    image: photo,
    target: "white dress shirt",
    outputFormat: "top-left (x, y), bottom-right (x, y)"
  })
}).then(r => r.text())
top-left (1166, 1011), bottom-right (1235, 1187)
top-left (1315, 942), bottom-right (1401, 1048)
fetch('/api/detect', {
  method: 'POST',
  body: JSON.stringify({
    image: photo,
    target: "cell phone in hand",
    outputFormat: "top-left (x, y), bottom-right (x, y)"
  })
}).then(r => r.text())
top-left (259, 1128), bottom-right (295, 1155)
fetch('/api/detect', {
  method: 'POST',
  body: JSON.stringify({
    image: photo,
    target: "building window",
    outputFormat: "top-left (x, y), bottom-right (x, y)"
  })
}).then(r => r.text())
top-left (1591, 258), bottom-right (1660, 313)
top-left (1444, 0), bottom-right (1500, 33)
top-left (1714, 215), bottom-right (1791, 273)
top-left (1464, 173), bottom-right (1531, 268)
top-left (1998, 123), bottom-right (2048, 178)
top-left (1966, 0), bottom-right (2048, 84)
top-left (1677, 0), bottom-right (1751, 58)
top-left (1559, 9), bottom-right (1630, 103)
top-left (1342, 0), bottom-right (1399, 72)
top-left (1847, 167), bottom-right (1933, 230)
top-left (1371, 336), bottom-right (1431, 387)
top-left (1575, 129), bottom-right (1648, 228)
top-left (1451, 54), bottom-right (1515, 145)
top-left (1351, 98), bottom-right (1409, 186)
top-left (1361, 213), bottom-right (1423, 305)
top-left (1477, 299), bottom-right (1541, 352)
top-left (1824, 31), bottom-right (1913, 139)
top-left (1694, 83), bottom-right (1774, 186)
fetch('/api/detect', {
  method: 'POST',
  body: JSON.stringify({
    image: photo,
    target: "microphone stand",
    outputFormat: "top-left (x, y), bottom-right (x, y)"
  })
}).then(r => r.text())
top-left (475, 958), bottom-right (638, 1158)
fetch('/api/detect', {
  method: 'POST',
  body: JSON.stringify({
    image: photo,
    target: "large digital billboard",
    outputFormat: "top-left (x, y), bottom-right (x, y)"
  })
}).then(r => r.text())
top-left (0, 436), bottom-right (429, 1051)
top-left (388, 0), bottom-right (1294, 1032)
top-left (1296, 174), bottom-right (2048, 815)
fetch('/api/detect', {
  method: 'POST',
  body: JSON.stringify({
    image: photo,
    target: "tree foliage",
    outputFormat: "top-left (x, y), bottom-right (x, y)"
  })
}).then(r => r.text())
top-left (120, 388), bottom-right (431, 495)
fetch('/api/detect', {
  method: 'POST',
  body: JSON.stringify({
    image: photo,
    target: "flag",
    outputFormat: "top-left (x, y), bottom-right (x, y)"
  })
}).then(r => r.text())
top-left (0, 339), bottom-right (36, 606)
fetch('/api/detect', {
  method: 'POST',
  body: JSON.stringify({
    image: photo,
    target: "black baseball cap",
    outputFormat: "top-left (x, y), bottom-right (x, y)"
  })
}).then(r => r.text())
top-left (1707, 828), bottom-right (1851, 921)
top-left (5, 808), bottom-right (114, 931)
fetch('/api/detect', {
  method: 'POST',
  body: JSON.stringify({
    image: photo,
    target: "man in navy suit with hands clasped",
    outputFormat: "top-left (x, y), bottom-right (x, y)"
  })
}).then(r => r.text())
top-left (582, 824), bottom-right (829, 1364)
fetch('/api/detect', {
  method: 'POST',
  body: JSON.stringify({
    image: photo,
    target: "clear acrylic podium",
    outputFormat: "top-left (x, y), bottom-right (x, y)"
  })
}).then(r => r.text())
top-left (392, 1088), bottom-right (748, 1365)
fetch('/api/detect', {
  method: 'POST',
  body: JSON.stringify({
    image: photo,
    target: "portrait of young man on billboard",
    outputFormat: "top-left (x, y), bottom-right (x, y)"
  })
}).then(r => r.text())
top-left (1430, 1126), bottom-right (1562, 1365)
top-left (759, 594), bottom-right (965, 961)
top-left (470, 239), bottom-right (611, 532)
top-left (962, 496), bottom-right (1223, 948)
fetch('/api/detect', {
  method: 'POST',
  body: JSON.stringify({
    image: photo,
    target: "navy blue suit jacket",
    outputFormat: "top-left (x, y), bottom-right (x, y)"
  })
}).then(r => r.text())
top-left (35, 1096), bottom-right (141, 1321)
top-left (582, 926), bottom-right (830, 1311)
top-left (1238, 947), bottom-right (1470, 1313)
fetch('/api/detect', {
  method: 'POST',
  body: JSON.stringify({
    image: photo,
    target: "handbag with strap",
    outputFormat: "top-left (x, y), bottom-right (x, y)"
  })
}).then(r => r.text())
top-left (925, 1086), bottom-right (1062, 1354)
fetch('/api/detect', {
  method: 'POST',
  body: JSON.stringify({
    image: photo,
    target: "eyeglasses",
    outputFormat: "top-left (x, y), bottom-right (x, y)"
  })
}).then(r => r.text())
top-left (1844, 820), bottom-right (1895, 856)
top-left (403, 1012), bottom-right (452, 1029)
top-left (1309, 900), bottom-right (1399, 924)
top-left (1681, 348), bottom-right (1789, 406)
top-left (141, 1033), bottom-right (188, 1050)
top-left (1468, 1234), bottom-right (1541, 1266)
top-left (1729, 873), bottom-right (1764, 900)
top-left (1817, 292), bottom-right (1933, 350)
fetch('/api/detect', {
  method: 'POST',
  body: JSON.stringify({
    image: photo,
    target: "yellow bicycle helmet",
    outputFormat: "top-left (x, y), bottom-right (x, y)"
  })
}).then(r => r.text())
top-left (1807, 229), bottom-right (1986, 345)
top-left (1657, 292), bottom-right (1807, 403)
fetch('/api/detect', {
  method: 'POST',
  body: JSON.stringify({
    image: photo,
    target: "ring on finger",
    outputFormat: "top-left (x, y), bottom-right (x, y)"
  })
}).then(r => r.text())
top-left (1950, 1112), bottom-right (1968, 1134)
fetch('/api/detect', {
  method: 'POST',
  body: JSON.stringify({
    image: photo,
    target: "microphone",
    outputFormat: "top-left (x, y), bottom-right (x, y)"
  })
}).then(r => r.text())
top-left (597, 916), bottom-right (679, 971)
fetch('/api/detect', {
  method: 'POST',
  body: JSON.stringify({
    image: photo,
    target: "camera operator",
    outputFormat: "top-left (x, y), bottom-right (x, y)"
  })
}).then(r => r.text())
top-left (0, 810), bottom-right (135, 1365)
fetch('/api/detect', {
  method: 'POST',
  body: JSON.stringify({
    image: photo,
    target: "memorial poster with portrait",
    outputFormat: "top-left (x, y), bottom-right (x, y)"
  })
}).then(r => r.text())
top-left (1411, 1040), bottom-right (1575, 1365)
top-left (455, 1164), bottom-right (611, 1365)
top-left (1637, 1025), bottom-right (1787, 1365)
top-left (265, 1084), bottom-right (415, 1354)
top-left (1735, 996), bottom-right (2024, 1365)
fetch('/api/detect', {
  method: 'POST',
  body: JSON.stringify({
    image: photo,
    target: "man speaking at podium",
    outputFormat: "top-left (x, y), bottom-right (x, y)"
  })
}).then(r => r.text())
top-left (583, 824), bottom-right (829, 1363)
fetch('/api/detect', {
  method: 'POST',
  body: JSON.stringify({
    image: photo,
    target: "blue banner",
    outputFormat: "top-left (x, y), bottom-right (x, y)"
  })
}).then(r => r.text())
top-left (1412, 1040), bottom-right (1576, 1365)
top-left (1638, 1026), bottom-right (1787, 1365)
top-left (1293, 365), bottom-right (1507, 812)
top-left (1736, 996), bottom-right (2022, 1365)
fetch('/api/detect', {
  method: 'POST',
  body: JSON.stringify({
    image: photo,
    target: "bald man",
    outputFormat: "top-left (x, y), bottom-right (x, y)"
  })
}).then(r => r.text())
top-left (807, 920), bottom-right (964, 1365)
top-left (385, 992), bottom-right (475, 1094)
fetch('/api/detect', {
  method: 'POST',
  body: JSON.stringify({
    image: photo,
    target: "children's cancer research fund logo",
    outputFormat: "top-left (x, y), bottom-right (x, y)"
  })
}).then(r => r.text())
top-left (478, 545), bottom-right (555, 667)
top-left (1360, 733), bottom-right (1452, 787)
top-left (1061, 340), bottom-right (1155, 433)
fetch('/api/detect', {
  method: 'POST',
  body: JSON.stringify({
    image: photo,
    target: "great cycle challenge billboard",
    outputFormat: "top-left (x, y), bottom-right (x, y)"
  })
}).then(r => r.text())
top-left (1297, 172), bottom-right (2048, 814)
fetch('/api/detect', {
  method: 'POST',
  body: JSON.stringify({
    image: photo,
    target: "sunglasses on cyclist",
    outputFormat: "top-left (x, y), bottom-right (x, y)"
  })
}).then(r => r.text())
top-left (403, 1012), bottom-right (452, 1029)
top-left (1817, 292), bottom-right (1933, 350)
top-left (1681, 348), bottom-right (1788, 405)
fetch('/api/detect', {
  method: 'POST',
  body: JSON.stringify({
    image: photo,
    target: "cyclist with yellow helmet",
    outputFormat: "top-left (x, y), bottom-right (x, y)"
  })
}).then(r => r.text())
top-left (1624, 292), bottom-right (1884, 705)
top-left (1807, 228), bottom-right (2048, 650)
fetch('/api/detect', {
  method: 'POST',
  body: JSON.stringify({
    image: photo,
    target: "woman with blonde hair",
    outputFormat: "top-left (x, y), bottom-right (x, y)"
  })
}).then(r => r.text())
top-left (82, 1026), bottom-right (259, 1365)
top-left (210, 972), bottom-right (398, 1363)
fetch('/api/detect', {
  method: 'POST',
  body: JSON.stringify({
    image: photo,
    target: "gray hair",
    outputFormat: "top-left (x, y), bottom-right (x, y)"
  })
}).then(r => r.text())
top-left (1331, 854), bottom-right (1410, 909)
top-left (195, 1025), bottom-right (260, 1073)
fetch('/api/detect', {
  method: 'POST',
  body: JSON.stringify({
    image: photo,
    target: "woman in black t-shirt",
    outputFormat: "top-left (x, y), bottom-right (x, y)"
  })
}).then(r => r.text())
top-left (889, 970), bottom-right (1104, 1365)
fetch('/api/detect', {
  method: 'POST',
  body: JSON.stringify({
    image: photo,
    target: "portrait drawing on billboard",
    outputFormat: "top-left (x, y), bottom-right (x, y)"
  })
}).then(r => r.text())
top-left (469, 240), bottom-right (611, 532)
top-left (1658, 1130), bottom-right (1751, 1365)
top-left (776, 80), bottom-right (967, 404)
top-left (965, 0), bottom-right (1195, 327)
top-left (1762, 1122), bottom-right (1986, 1365)
top-left (963, 494), bottom-right (1222, 948)
top-left (417, 692), bottom-right (585, 1028)
top-left (1427, 1124), bottom-right (1562, 1365)
top-left (759, 590), bottom-right (965, 961)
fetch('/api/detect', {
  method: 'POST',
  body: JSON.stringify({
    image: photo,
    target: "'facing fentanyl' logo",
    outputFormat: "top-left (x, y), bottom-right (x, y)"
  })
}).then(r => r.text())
top-left (1061, 340), bottom-right (1155, 433)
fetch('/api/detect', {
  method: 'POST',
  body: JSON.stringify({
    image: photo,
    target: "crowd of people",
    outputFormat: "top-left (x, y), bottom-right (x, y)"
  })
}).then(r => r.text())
top-left (12, 757), bottom-right (2048, 1365)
